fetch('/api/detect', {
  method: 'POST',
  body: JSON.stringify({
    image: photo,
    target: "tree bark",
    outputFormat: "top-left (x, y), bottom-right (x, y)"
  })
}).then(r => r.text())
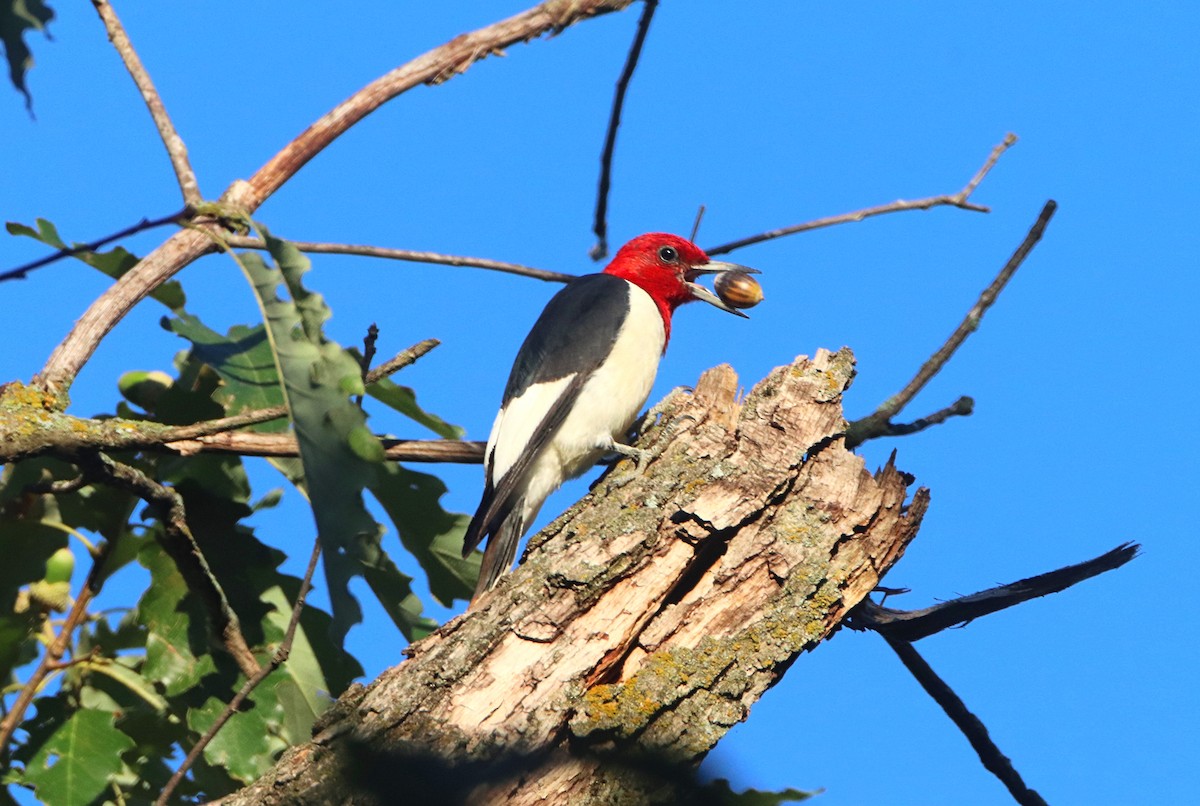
top-left (216, 348), bottom-right (928, 805)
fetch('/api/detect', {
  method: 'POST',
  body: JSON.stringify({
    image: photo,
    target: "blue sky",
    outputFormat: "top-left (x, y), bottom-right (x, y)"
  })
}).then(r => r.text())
top-left (3, 2), bottom-right (1198, 804)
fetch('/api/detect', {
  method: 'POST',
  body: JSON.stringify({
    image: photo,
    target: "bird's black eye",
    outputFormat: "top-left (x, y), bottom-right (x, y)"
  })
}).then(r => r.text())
top-left (657, 245), bottom-right (678, 263)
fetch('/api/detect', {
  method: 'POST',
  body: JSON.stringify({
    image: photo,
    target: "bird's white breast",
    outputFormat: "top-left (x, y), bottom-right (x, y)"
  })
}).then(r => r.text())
top-left (552, 282), bottom-right (665, 472)
top-left (487, 282), bottom-right (665, 510)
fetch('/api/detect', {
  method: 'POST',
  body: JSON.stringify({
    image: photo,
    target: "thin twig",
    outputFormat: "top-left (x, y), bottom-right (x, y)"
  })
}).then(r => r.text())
top-left (166, 432), bottom-right (485, 464)
top-left (689, 205), bottom-right (706, 243)
top-left (25, 475), bottom-right (88, 495)
top-left (848, 543), bottom-right (1139, 641)
top-left (357, 324), bottom-right (379, 408)
top-left (38, 0), bottom-right (637, 394)
top-left (845, 396), bottom-right (974, 450)
top-left (78, 453), bottom-right (261, 678)
top-left (703, 133), bottom-right (1018, 256)
top-left (221, 236), bottom-right (574, 283)
top-left (847, 200), bottom-right (1057, 448)
top-left (590, 0), bottom-right (659, 261)
top-left (155, 539), bottom-right (323, 806)
top-left (960, 133), bottom-right (1019, 200)
top-left (90, 1), bottom-right (200, 205)
top-left (882, 636), bottom-right (1049, 806)
top-left (364, 338), bottom-right (441, 384)
top-left (0, 210), bottom-right (186, 283)
top-left (0, 542), bottom-right (112, 755)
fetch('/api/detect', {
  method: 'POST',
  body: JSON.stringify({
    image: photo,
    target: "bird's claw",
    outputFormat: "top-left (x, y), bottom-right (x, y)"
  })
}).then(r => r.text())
top-left (602, 439), bottom-right (652, 470)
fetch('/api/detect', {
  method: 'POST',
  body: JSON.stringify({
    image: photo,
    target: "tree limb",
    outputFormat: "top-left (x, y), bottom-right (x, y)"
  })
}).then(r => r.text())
top-left (703, 133), bottom-right (1018, 256)
top-left (35, 0), bottom-right (637, 395)
top-left (0, 210), bottom-right (185, 282)
top-left (0, 383), bottom-right (480, 466)
top-left (848, 542), bottom-right (1139, 642)
top-left (165, 433), bottom-right (485, 464)
top-left (90, 0), bottom-right (201, 206)
top-left (223, 236), bottom-right (575, 284)
top-left (216, 349), bottom-right (930, 804)
top-left (157, 338), bottom-right (444, 441)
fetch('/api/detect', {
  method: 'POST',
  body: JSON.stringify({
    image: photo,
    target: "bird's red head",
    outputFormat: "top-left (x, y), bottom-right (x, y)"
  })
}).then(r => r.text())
top-left (603, 233), bottom-right (755, 345)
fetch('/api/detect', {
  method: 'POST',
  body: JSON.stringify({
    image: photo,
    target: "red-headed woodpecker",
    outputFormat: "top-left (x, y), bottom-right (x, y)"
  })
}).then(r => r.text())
top-left (462, 233), bottom-right (758, 600)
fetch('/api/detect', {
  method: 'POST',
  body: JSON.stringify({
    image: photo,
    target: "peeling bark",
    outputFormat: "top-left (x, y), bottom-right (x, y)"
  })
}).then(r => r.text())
top-left (217, 348), bottom-right (928, 805)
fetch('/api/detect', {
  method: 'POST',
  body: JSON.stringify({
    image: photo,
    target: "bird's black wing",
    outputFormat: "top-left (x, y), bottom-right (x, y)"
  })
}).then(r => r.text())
top-left (461, 274), bottom-right (631, 559)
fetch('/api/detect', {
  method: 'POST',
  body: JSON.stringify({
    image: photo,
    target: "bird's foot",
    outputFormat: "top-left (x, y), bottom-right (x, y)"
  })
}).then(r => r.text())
top-left (601, 438), bottom-right (652, 469)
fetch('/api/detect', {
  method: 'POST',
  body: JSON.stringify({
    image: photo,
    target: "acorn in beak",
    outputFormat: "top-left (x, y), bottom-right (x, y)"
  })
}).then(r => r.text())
top-left (686, 262), bottom-right (762, 317)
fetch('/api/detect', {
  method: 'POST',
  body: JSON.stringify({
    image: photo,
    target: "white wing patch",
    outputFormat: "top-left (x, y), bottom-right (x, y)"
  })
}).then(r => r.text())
top-left (487, 374), bottom-right (575, 484)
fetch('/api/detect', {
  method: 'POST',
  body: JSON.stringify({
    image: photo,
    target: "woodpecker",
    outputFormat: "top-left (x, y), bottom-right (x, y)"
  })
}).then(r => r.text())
top-left (462, 233), bottom-right (757, 600)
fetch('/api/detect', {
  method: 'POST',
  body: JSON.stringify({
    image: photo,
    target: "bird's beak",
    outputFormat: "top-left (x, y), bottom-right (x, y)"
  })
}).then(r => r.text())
top-left (685, 261), bottom-right (760, 318)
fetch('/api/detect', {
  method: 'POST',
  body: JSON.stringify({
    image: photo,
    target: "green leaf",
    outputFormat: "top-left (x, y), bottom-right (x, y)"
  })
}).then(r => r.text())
top-left (257, 585), bottom-right (335, 735)
top-left (135, 539), bottom-right (216, 695)
top-left (0, 0), bottom-right (53, 110)
top-left (21, 708), bottom-right (135, 806)
top-left (0, 467), bottom-right (70, 680)
top-left (0, 611), bottom-right (40, 683)
top-left (357, 541), bottom-right (438, 640)
top-left (163, 315), bottom-right (285, 423)
top-left (234, 230), bottom-right (431, 643)
top-left (357, 353), bottom-right (463, 439)
top-left (83, 657), bottom-right (170, 715)
top-left (188, 696), bottom-right (287, 784)
top-left (1, 455), bottom-right (138, 545)
top-left (7, 217), bottom-right (186, 309)
top-left (369, 463), bottom-right (479, 606)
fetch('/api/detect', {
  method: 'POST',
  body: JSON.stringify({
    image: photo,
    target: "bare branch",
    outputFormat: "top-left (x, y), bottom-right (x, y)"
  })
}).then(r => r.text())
top-left (37, 0), bottom-right (637, 394)
top-left (90, 1), bottom-right (201, 205)
top-left (847, 544), bottom-right (1138, 806)
top-left (848, 543), bottom-right (1139, 642)
top-left (223, 235), bottom-right (574, 283)
top-left (847, 199), bottom-right (1057, 447)
top-left (245, 0), bottom-right (637, 210)
top-left (166, 432), bottom-right (485, 464)
top-left (156, 539), bottom-right (323, 806)
top-left (590, 0), bottom-right (659, 260)
top-left (24, 474), bottom-right (88, 495)
top-left (365, 338), bottom-right (441, 383)
top-left (845, 396), bottom-right (973, 450)
top-left (960, 133), bottom-right (1020, 200)
top-left (703, 133), bottom-right (1018, 256)
top-left (689, 204), bottom-right (706, 242)
top-left (0, 210), bottom-right (185, 283)
top-left (882, 636), bottom-right (1049, 806)
top-left (356, 323), bottom-right (380, 408)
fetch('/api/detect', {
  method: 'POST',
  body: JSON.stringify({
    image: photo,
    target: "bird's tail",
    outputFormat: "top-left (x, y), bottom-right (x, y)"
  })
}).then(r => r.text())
top-left (471, 510), bottom-right (525, 601)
